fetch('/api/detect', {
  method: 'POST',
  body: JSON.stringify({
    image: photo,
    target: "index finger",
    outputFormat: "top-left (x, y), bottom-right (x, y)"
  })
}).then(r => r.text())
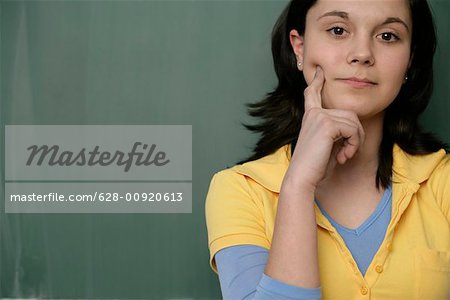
top-left (304, 66), bottom-right (325, 111)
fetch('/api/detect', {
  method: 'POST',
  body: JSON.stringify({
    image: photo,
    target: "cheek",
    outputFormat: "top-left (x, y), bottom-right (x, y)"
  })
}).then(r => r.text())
top-left (381, 54), bottom-right (411, 93)
top-left (383, 53), bottom-right (410, 79)
top-left (302, 46), bottom-right (339, 85)
top-left (302, 60), bottom-right (331, 85)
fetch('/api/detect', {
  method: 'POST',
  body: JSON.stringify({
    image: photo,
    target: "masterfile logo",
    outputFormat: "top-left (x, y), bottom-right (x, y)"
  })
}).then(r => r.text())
top-left (4, 125), bottom-right (192, 213)
top-left (26, 142), bottom-right (170, 172)
top-left (5, 125), bottom-right (191, 180)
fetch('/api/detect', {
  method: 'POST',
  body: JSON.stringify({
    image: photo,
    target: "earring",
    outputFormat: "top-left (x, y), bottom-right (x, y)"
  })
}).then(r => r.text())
top-left (297, 61), bottom-right (303, 68)
top-left (404, 74), bottom-right (408, 82)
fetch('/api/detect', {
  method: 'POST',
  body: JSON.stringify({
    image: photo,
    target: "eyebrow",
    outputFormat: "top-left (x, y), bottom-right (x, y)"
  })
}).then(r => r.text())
top-left (317, 10), bottom-right (349, 20)
top-left (317, 11), bottom-right (410, 32)
top-left (382, 17), bottom-right (410, 32)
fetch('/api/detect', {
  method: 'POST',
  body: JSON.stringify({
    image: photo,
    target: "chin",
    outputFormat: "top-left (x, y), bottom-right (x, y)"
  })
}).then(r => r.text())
top-left (322, 98), bottom-right (363, 111)
top-left (322, 98), bottom-right (379, 118)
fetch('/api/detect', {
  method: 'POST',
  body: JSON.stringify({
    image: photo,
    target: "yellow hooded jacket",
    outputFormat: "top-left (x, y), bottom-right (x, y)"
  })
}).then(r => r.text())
top-left (206, 144), bottom-right (450, 300)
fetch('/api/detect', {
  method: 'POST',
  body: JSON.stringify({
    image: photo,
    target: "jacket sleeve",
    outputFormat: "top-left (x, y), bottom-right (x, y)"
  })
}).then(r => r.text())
top-left (205, 169), bottom-right (271, 274)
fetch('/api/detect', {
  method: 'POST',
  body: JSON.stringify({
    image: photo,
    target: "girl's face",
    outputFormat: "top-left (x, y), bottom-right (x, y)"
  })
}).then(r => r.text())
top-left (290, 0), bottom-right (413, 120)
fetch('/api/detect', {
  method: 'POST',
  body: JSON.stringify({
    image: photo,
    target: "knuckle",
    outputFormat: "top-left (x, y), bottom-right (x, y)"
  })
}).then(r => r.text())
top-left (346, 111), bottom-right (358, 121)
top-left (350, 111), bottom-right (359, 120)
top-left (360, 130), bottom-right (366, 140)
top-left (316, 110), bottom-right (327, 121)
top-left (339, 110), bottom-right (358, 123)
top-left (320, 118), bottom-right (334, 132)
top-left (351, 135), bottom-right (361, 145)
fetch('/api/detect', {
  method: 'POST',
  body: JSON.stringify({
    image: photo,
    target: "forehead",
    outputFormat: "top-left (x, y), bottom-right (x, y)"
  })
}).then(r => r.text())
top-left (308, 0), bottom-right (412, 25)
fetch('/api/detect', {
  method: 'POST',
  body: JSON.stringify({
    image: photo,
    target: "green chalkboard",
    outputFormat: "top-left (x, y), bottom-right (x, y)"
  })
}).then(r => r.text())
top-left (1, 1), bottom-right (449, 299)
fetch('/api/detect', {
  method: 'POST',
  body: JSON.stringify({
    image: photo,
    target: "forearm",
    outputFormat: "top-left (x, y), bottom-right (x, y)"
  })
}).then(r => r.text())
top-left (216, 245), bottom-right (322, 300)
top-left (264, 177), bottom-right (320, 288)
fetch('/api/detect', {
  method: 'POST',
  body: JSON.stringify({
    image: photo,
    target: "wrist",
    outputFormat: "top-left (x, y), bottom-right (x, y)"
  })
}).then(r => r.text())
top-left (281, 173), bottom-right (317, 197)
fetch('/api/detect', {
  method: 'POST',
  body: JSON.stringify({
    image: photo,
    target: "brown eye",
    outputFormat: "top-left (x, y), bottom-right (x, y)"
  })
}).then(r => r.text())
top-left (377, 32), bottom-right (400, 42)
top-left (328, 27), bottom-right (345, 35)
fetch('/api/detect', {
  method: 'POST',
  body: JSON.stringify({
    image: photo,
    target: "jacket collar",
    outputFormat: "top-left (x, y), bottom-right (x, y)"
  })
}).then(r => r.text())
top-left (232, 145), bottom-right (291, 193)
top-left (392, 144), bottom-right (447, 185)
top-left (232, 144), bottom-right (447, 193)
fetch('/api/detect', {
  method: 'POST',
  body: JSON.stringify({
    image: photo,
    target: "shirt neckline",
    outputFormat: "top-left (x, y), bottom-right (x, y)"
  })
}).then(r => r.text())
top-left (314, 184), bottom-right (392, 236)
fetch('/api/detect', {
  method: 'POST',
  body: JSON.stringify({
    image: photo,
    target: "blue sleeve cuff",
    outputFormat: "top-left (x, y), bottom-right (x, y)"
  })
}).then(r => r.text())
top-left (256, 273), bottom-right (322, 300)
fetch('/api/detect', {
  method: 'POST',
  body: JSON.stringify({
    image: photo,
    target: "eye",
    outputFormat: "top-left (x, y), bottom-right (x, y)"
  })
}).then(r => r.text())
top-left (327, 26), bottom-right (347, 37)
top-left (377, 32), bottom-right (400, 42)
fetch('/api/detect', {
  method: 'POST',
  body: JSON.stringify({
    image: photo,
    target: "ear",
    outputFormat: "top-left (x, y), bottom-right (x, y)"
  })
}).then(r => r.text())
top-left (289, 29), bottom-right (305, 71)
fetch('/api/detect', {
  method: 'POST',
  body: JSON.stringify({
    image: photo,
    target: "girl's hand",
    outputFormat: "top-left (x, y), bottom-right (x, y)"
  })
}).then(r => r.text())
top-left (284, 66), bottom-right (365, 192)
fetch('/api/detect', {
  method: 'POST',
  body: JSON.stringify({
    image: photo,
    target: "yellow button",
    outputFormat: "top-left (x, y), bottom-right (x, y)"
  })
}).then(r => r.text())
top-left (360, 286), bottom-right (368, 295)
top-left (375, 265), bottom-right (384, 273)
top-left (386, 242), bottom-right (392, 251)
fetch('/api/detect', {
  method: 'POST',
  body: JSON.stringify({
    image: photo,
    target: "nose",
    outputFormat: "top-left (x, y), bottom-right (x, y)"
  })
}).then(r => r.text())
top-left (347, 35), bottom-right (375, 66)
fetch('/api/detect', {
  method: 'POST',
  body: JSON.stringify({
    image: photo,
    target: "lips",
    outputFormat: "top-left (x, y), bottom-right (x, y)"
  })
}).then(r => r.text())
top-left (337, 77), bottom-right (377, 88)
